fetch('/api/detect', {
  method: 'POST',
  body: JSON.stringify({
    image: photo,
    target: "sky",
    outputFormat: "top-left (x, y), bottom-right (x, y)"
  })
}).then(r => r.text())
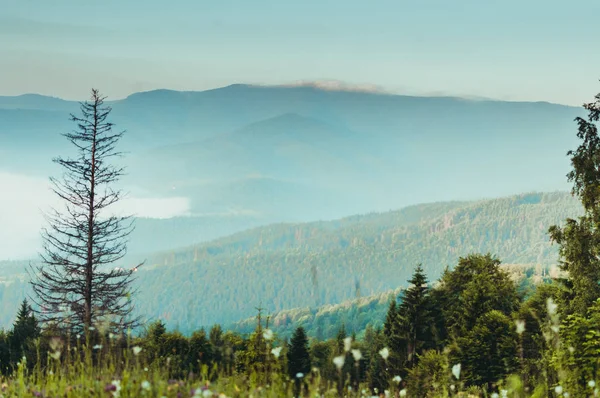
top-left (1, 0), bottom-right (599, 105)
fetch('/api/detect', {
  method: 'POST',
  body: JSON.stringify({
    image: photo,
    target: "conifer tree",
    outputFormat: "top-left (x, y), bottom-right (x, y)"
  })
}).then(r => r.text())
top-left (29, 89), bottom-right (141, 334)
top-left (396, 264), bottom-right (436, 366)
top-left (287, 326), bottom-right (311, 397)
top-left (8, 300), bottom-right (39, 365)
top-left (383, 296), bottom-right (406, 378)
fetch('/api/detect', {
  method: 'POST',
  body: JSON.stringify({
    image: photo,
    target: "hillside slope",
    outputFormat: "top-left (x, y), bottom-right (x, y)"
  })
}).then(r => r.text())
top-left (0, 192), bottom-right (582, 331)
top-left (132, 191), bottom-right (580, 333)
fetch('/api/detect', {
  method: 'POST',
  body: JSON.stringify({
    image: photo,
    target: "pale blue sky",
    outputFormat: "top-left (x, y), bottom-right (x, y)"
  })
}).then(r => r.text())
top-left (1, 0), bottom-right (599, 105)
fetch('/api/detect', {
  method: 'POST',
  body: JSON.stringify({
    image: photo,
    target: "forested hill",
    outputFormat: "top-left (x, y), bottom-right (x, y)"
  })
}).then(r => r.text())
top-left (131, 191), bottom-right (580, 333)
top-left (0, 191), bottom-right (582, 332)
top-left (228, 262), bottom-right (548, 341)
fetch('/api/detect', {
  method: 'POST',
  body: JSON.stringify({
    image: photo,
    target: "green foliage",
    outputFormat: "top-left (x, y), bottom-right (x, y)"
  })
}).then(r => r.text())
top-left (287, 326), bottom-right (310, 396)
top-left (556, 298), bottom-right (600, 395)
top-left (129, 192), bottom-right (580, 333)
top-left (434, 253), bottom-right (521, 341)
top-left (406, 350), bottom-right (449, 398)
top-left (396, 265), bottom-right (437, 366)
top-left (455, 310), bottom-right (519, 389)
top-left (548, 91), bottom-right (600, 317)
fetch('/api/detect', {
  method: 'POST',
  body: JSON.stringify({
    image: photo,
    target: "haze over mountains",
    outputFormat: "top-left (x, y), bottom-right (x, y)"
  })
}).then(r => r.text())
top-left (0, 84), bottom-right (583, 259)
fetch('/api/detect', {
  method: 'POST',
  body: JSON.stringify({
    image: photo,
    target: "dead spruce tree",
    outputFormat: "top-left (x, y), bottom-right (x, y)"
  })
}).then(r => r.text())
top-left (30, 89), bottom-right (141, 335)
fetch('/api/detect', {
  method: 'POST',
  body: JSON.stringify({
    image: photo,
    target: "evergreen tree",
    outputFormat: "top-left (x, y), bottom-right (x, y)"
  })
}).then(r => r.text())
top-left (455, 310), bottom-right (519, 389)
top-left (0, 330), bottom-right (8, 375)
top-left (435, 253), bottom-right (521, 340)
top-left (8, 300), bottom-right (39, 365)
top-left (287, 326), bottom-right (311, 397)
top-left (548, 86), bottom-right (600, 316)
top-left (188, 328), bottom-right (213, 375)
top-left (383, 296), bottom-right (406, 378)
top-left (396, 264), bottom-right (436, 366)
top-left (29, 89), bottom-right (141, 334)
top-left (245, 308), bottom-right (268, 382)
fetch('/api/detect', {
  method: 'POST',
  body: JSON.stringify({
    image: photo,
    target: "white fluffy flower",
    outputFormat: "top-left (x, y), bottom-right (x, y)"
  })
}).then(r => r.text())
top-left (351, 349), bottom-right (362, 361)
top-left (271, 346), bottom-right (282, 358)
top-left (296, 372), bottom-right (304, 379)
top-left (452, 363), bottom-right (461, 380)
top-left (141, 380), bottom-right (151, 391)
top-left (344, 336), bottom-right (352, 352)
top-left (263, 329), bottom-right (274, 340)
top-left (555, 385), bottom-right (563, 394)
top-left (399, 389), bottom-right (407, 397)
top-left (547, 298), bottom-right (558, 316)
top-left (132, 346), bottom-right (142, 356)
top-left (379, 347), bottom-right (389, 360)
top-left (515, 319), bottom-right (525, 335)
top-left (393, 375), bottom-right (402, 384)
top-left (589, 380), bottom-right (596, 388)
top-left (333, 355), bottom-right (345, 370)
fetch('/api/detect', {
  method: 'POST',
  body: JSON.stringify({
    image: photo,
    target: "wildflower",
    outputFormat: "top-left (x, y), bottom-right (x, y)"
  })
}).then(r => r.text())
top-left (351, 349), bottom-right (362, 361)
top-left (555, 385), bottom-right (563, 394)
top-left (109, 333), bottom-right (115, 339)
top-left (333, 355), bottom-right (345, 370)
top-left (296, 372), bottom-right (304, 378)
top-left (501, 390), bottom-right (508, 398)
top-left (141, 381), bottom-right (151, 391)
top-left (344, 336), bottom-right (352, 352)
top-left (515, 319), bottom-right (525, 335)
top-left (568, 346), bottom-right (575, 353)
top-left (144, 367), bottom-right (149, 372)
top-left (76, 334), bottom-right (81, 340)
top-left (132, 346), bottom-right (142, 355)
top-left (393, 375), bottom-right (402, 384)
top-left (49, 337), bottom-right (62, 351)
top-left (450, 385), bottom-right (455, 391)
top-left (399, 389), bottom-right (407, 397)
top-left (384, 390), bottom-right (390, 397)
top-left (379, 347), bottom-right (390, 360)
top-left (50, 350), bottom-right (61, 360)
top-left (547, 298), bottom-right (558, 316)
top-left (589, 380), bottom-right (596, 388)
top-left (563, 392), bottom-right (570, 397)
top-left (93, 344), bottom-right (103, 350)
top-left (551, 325), bottom-right (559, 333)
top-left (452, 363), bottom-right (461, 380)
top-left (271, 347), bottom-right (282, 358)
top-left (263, 329), bottom-right (274, 340)
top-left (491, 393), bottom-right (499, 398)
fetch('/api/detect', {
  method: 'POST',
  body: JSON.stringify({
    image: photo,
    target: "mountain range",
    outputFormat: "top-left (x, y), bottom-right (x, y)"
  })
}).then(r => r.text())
top-left (0, 84), bottom-right (583, 247)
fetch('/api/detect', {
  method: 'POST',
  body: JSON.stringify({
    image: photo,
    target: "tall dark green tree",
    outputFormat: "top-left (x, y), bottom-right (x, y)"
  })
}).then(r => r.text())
top-left (396, 264), bottom-right (436, 366)
top-left (287, 326), bottom-right (311, 397)
top-left (383, 298), bottom-right (405, 377)
top-left (456, 310), bottom-right (519, 389)
top-left (8, 300), bottom-right (40, 365)
top-left (435, 253), bottom-right (521, 340)
top-left (549, 87), bottom-right (600, 316)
